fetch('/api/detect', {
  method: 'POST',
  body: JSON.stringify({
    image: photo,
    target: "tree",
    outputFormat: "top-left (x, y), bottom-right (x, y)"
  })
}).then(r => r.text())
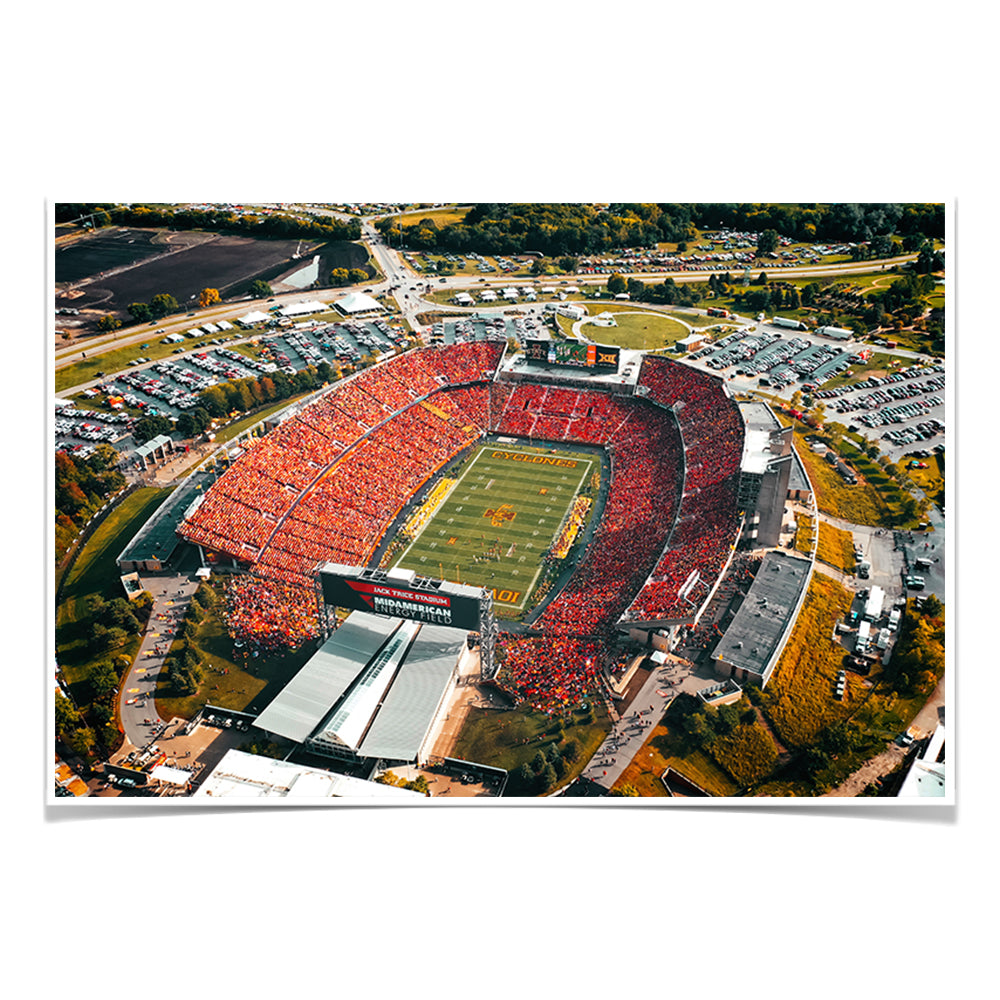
top-left (558, 255), bottom-right (579, 273)
top-left (249, 279), bottom-right (273, 299)
top-left (101, 627), bottom-right (130, 651)
top-left (199, 287), bottom-right (221, 309)
top-left (132, 415), bottom-right (173, 445)
top-left (348, 268), bottom-right (367, 283)
top-left (330, 268), bottom-right (350, 286)
top-left (609, 784), bottom-right (640, 796)
top-left (607, 273), bottom-right (626, 294)
top-left (915, 242), bottom-right (944, 275)
top-left (55, 692), bottom-right (82, 736)
top-left (921, 594), bottom-right (944, 619)
top-left (538, 762), bottom-right (557, 792)
top-left (127, 302), bottom-right (152, 323)
top-left (99, 598), bottom-right (140, 634)
top-left (756, 229), bottom-right (779, 255)
top-left (87, 661), bottom-right (120, 701)
top-left (149, 293), bottom-right (179, 318)
top-left (195, 582), bottom-right (217, 608)
top-left (515, 762), bottom-right (536, 791)
top-left (66, 726), bottom-right (96, 758)
top-left (869, 234), bottom-right (894, 258)
top-left (98, 315), bottom-right (122, 333)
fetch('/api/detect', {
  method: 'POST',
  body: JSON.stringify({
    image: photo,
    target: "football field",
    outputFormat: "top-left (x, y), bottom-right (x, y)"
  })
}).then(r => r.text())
top-left (393, 443), bottom-right (598, 613)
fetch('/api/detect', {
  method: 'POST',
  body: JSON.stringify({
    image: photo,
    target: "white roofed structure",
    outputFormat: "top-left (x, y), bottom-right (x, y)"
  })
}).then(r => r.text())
top-left (279, 299), bottom-right (329, 318)
top-left (194, 749), bottom-right (423, 800)
top-left (237, 311), bottom-right (270, 327)
top-left (335, 291), bottom-right (383, 315)
top-left (252, 610), bottom-right (469, 765)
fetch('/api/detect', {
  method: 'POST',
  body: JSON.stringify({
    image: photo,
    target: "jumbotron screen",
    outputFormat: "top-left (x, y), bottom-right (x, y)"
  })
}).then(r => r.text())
top-left (319, 566), bottom-right (484, 631)
top-left (524, 339), bottom-right (620, 370)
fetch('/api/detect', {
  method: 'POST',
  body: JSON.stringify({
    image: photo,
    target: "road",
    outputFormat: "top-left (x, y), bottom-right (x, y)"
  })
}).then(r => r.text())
top-left (54, 222), bottom-right (920, 372)
top-left (116, 574), bottom-right (200, 754)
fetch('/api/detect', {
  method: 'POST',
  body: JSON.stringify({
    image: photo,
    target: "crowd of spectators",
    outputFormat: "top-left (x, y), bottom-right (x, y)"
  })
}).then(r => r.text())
top-left (222, 574), bottom-right (320, 651)
top-left (495, 635), bottom-right (605, 716)
top-left (532, 402), bottom-right (683, 635)
top-left (624, 357), bottom-right (744, 621)
top-left (181, 344), bottom-right (747, 653)
top-left (180, 343), bottom-right (505, 648)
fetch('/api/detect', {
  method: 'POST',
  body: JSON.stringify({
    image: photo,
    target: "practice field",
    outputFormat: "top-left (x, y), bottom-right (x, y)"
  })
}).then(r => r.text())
top-left (55, 231), bottom-right (321, 310)
top-left (393, 443), bottom-right (599, 613)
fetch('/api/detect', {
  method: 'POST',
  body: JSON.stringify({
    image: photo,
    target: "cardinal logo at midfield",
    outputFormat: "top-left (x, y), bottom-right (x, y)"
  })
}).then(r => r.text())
top-left (483, 504), bottom-right (517, 527)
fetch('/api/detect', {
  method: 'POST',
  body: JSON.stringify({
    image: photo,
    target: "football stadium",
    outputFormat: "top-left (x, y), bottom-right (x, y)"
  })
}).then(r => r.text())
top-left (168, 334), bottom-right (747, 719)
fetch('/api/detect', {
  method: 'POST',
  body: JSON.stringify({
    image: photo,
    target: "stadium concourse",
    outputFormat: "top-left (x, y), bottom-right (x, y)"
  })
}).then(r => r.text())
top-left (176, 341), bottom-right (746, 717)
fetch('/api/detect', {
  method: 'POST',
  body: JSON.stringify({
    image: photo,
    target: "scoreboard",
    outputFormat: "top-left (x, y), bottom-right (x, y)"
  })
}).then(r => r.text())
top-left (318, 564), bottom-right (485, 631)
top-left (524, 339), bottom-right (620, 370)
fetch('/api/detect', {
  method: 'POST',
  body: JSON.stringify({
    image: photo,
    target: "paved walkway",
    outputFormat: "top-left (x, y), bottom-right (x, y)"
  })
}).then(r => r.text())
top-left (582, 655), bottom-right (714, 789)
top-left (115, 573), bottom-right (200, 758)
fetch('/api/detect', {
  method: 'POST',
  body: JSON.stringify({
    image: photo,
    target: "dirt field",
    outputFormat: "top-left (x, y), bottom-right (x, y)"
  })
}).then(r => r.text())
top-left (55, 230), bottom-right (321, 310)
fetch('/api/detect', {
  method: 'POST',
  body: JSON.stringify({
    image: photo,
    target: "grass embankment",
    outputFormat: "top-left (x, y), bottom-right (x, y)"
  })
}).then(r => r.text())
top-left (392, 207), bottom-right (472, 229)
top-left (154, 577), bottom-right (315, 721)
top-left (760, 574), bottom-right (863, 749)
top-left (794, 512), bottom-right (816, 556)
top-left (452, 701), bottom-right (612, 795)
top-left (612, 715), bottom-right (739, 797)
top-left (903, 452), bottom-right (945, 509)
top-left (816, 521), bottom-right (855, 573)
top-left (754, 578), bottom-right (944, 795)
top-left (56, 487), bottom-right (175, 698)
top-left (782, 419), bottom-right (912, 527)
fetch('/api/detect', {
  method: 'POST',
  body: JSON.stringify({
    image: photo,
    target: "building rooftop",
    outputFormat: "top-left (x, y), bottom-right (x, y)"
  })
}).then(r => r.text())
top-left (193, 749), bottom-right (423, 800)
top-left (712, 550), bottom-right (812, 678)
top-left (253, 610), bottom-right (468, 763)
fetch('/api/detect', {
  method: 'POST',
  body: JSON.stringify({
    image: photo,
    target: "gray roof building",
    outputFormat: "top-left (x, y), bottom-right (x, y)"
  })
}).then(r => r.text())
top-left (710, 550), bottom-right (812, 687)
top-left (253, 610), bottom-right (468, 765)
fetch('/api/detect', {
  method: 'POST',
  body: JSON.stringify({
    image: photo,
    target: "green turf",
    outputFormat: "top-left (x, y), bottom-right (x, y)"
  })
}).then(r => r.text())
top-left (393, 443), bottom-right (598, 612)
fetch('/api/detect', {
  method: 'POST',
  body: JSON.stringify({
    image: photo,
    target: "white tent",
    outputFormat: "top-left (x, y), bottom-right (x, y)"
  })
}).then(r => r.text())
top-left (279, 299), bottom-right (329, 318)
top-left (237, 311), bottom-right (269, 327)
top-left (335, 291), bottom-right (383, 315)
top-left (150, 764), bottom-right (194, 786)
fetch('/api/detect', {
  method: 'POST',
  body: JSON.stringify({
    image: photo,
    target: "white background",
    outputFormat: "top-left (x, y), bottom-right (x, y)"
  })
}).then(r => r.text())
top-left (12, 4), bottom-right (993, 996)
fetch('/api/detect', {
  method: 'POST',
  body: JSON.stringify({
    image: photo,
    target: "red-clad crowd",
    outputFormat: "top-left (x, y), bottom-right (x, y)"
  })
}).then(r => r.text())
top-left (495, 634), bottom-right (605, 716)
top-left (180, 343), bottom-right (505, 648)
top-left (254, 390), bottom-right (491, 591)
top-left (183, 344), bottom-right (746, 652)
top-left (531, 402), bottom-right (683, 635)
top-left (623, 356), bottom-right (744, 621)
top-left (222, 573), bottom-right (320, 651)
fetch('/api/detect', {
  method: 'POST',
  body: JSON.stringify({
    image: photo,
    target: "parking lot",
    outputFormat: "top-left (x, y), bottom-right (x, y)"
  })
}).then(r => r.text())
top-left (427, 313), bottom-right (533, 345)
top-left (685, 323), bottom-right (945, 464)
top-left (55, 319), bottom-right (408, 463)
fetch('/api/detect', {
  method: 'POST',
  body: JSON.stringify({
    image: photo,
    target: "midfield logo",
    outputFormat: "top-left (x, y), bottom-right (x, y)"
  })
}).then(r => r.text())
top-left (483, 503), bottom-right (517, 527)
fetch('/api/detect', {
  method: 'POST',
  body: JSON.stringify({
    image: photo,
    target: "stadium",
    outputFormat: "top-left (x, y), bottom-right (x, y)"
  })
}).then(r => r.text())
top-left (170, 332), bottom-right (749, 718)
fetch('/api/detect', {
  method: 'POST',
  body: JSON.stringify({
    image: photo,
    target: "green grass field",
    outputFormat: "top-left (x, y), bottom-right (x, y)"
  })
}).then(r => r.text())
top-left (579, 311), bottom-right (691, 351)
top-left (393, 443), bottom-right (598, 613)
